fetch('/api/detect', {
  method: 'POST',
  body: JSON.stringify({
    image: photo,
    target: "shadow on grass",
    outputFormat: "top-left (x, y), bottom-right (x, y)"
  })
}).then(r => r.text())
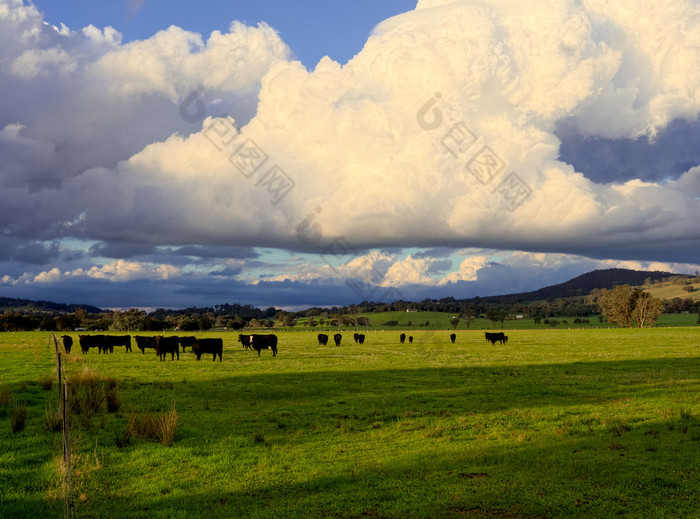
top-left (7, 354), bottom-right (700, 519)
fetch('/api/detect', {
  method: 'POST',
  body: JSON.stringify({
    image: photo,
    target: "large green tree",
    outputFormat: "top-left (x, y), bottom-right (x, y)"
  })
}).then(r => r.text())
top-left (599, 285), bottom-right (663, 328)
top-left (632, 291), bottom-right (664, 328)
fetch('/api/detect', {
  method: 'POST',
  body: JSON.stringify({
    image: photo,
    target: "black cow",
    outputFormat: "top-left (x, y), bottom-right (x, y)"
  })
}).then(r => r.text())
top-left (104, 335), bottom-right (132, 353)
top-left (353, 333), bottom-right (359, 343)
top-left (92, 335), bottom-right (113, 353)
top-left (450, 333), bottom-right (456, 344)
top-left (408, 336), bottom-right (413, 343)
top-left (179, 336), bottom-right (196, 352)
top-left (192, 338), bottom-right (223, 361)
top-left (333, 333), bottom-right (342, 347)
top-left (238, 334), bottom-right (252, 350)
top-left (484, 332), bottom-right (506, 345)
top-left (78, 335), bottom-right (100, 354)
top-left (357, 334), bottom-right (365, 344)
top-left (155, 336), bottom-right (180, 361)
top-left (249, 334), bottom-right (277, 357)
top-left (400, 333), bottom-right (406, 344)
top-left (317, 333), bottom-right (328, 346)
top-left (61, 335), bottom-right (73, 354)
top-left (134, 335), bottom-right (158, 354)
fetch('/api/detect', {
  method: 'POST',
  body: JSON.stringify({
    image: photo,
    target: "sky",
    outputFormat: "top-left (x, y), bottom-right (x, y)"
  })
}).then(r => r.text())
top-left (1, 0), bottom-right (700, 311)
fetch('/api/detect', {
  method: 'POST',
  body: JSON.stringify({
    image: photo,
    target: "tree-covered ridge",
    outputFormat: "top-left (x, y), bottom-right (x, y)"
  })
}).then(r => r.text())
top-left (1, 268), bottom-right (698, 332)
top-left (0, 296), bottom-right (103, 314)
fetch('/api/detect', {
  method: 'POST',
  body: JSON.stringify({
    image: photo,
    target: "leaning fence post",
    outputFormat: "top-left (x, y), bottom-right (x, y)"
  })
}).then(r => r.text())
top-left (62, 379), bottom-right (74, 518)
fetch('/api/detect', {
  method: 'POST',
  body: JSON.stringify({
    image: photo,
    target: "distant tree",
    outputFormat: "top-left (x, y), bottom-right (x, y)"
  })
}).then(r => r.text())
top-left (307, 317), bottom-right (318, 328)
top-left (197, 314), bottom-right (213, 331)
top-left (485, 308), bottom-right (507, 329)
top-left (282, 314), bottom-right (296, 327)
top-left (226, 317), bottom-right (245, 330)
top-left (598, 285), bottom-right (636, 328)
top-left (39, 315), bottom-right (56, 331)
top-left (459, 305), bottom-right (477, 328)
top-left (683, 286), bottom-right (695, 294)
top-left (214, 315), bottom-right (227, 327)
top-left (180, 318), bottom-right (200, 331)
top-left (54, 314), bottom-right (80, 332)
top-left (73, 307), bottom-right (87, 326)
top-left (632, 292), bottom-right (664, 328)
top-left (449, 316), bottom-right (460, 330)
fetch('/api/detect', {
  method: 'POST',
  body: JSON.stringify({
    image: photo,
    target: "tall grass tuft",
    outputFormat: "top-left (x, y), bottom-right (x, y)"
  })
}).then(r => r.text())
top-left (66, 367), bottom-right (122, 427)
top-left (11, 402), bottom-right (28, 433)
top-left (44, 403), bottom-right (62, 432)
top-left (154, 404), bottom-right (179, 447)
top-left (129, 403), bottom-right (179, 446)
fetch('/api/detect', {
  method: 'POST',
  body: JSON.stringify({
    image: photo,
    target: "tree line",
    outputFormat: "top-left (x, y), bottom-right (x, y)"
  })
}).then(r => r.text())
top-left (1, 281), bottom-right (698, 332)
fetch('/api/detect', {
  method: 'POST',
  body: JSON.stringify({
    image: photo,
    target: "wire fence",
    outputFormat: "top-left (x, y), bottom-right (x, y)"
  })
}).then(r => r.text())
top-left (50, 332), bottom-right (75, 519)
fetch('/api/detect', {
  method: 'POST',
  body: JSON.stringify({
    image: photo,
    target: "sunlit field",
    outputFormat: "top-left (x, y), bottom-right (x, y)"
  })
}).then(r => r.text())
top-left (1, 328), bottom-right (700, 518)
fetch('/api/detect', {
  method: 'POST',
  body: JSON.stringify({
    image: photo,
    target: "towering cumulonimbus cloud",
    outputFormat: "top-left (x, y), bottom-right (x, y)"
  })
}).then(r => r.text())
top-left (1, 0), bottom-right (700, 271)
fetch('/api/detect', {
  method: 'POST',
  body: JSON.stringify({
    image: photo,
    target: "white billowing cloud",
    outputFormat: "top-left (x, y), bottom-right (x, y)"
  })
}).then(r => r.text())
top-left (87, 21), bottom-right (289, 100)
top-left (670, 166), bottom-right (700, 197)
top-left (1, 260), bottom-right (182, 285)
top-left (79, 260), bottom-right (181, 281)
top-left (0, 0), bottom-right (291, 198)
top-left (380, 255), bottom-right (434, 286)
top-left (440, 255), bottom-right (490, 284)
top-left (1, 0), bottom-right (700, 288)
top-left (33, 267), bottom-right (62, 283)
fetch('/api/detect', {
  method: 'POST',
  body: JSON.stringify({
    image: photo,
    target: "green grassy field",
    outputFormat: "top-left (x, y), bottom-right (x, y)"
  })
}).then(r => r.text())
top-left (1, 329), bottom-right (700, 518)
top-left (293, 311), bottom-right (699, 331)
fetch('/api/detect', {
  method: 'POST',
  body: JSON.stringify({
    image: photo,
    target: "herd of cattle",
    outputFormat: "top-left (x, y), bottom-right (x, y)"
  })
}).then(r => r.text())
top-left (60, 331), bottom-right (510, 360)
top-left (60, 333), bottom-right (280, 361)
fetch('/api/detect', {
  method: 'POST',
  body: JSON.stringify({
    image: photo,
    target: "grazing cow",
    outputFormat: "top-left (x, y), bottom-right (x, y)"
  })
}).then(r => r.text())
top-left (408, 336), bottom-right (413, 343)
top-left (317, 333), bottom-right (329, 346)
top-left (78, 335), bottom-right (100, 354)
top-left (357, 334), bottom-right (365, 344)
top-left (87, 335), bottom-right (112, 353)
top-left (450, 333), bottom-right (456, 344)
top-left (192, 338), bottom-right (223, 361)
top-left (353, 333), bottom-right (359, 343)
top-left (333, 333), bottom-right (342, 347)
top-left (155, 336), bottom-right (180, 361)
top-left (179, 336), bottom-right (197, 352)
top-left (249, 334), bottom-right (278, 357)
top-left (134, 335), bottom-right (158, 354)
top-left (237, 334), bottom-right (252, 350)
top-left (61, 335), bottom-right (73, 354)
top-left (104, 335), bottom-right (132, 353)
top-left (484, 332), bottom-right (506, 345)
top-left (400, 333), bottom-right (406, 344)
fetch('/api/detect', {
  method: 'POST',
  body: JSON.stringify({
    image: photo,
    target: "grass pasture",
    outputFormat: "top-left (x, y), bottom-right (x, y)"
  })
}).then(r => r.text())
top-left (1, 329), bottom-right (700, 518)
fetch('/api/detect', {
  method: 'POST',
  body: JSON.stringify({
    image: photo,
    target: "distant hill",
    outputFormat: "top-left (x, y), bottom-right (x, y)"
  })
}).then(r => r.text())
top-left (0, 296), bottom-right (103, 314)
top-left (644, 281), bottom-right (700, 302)
top-left (460, 268), bottom-right (691, 305)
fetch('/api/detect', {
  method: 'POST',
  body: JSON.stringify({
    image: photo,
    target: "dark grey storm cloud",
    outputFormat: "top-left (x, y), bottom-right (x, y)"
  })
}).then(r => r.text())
top-left (557, 116), bottom-right (700, 185)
